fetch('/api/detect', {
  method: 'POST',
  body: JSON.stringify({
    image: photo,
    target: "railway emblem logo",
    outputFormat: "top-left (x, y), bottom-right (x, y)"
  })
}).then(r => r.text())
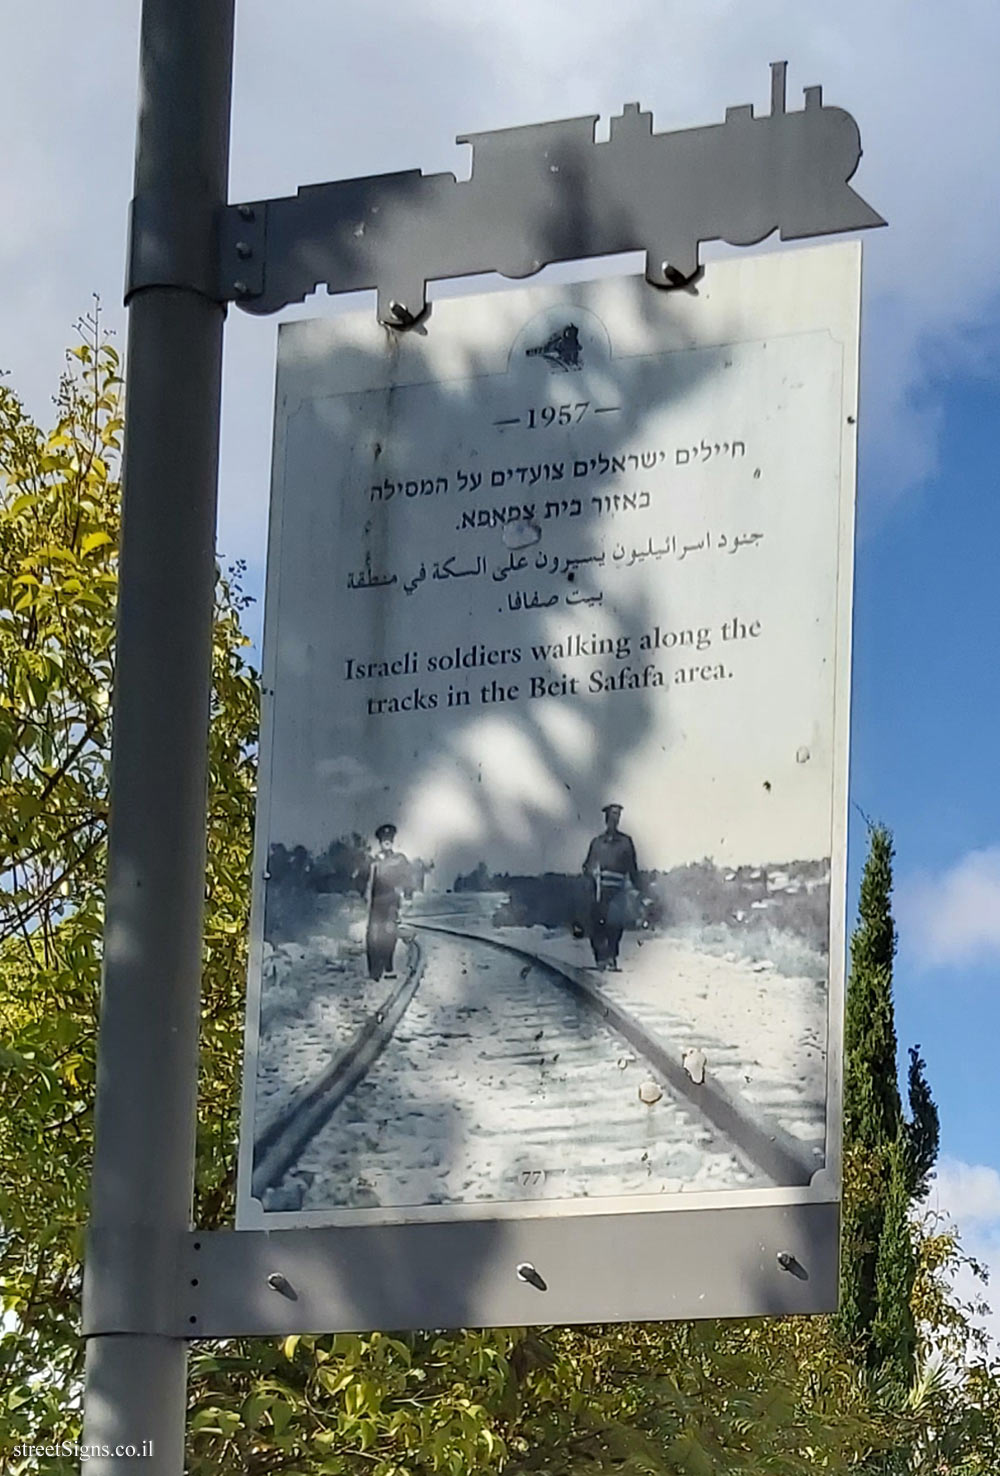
top-left (526, 324), bottom-right (583, 372)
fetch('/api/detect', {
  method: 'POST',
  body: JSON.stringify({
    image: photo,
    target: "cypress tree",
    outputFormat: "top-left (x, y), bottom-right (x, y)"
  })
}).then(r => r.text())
top-left (838, 823), bottom-right (939, 1386)
top-left (840, 824), bottom-right (902, 1357)
top-left (872, 1135), bottom-right (918, 1387)
top-left (843, 825), bottom-right (901, 1152)
top-left (904, 1044), bottom-right (940, 1201)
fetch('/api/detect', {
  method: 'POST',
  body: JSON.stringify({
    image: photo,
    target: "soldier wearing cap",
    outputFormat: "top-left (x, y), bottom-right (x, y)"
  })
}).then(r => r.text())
top-left (366, 823), bottom-right (412, 982)
top-left (582, 803), bottom-right (640, 970)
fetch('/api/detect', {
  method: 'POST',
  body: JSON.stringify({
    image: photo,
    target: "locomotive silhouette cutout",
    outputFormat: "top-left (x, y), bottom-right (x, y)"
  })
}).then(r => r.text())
top-left (525, 325), bottom-right (583, 372)
top-left (227, 63), bottom-right (884, 324)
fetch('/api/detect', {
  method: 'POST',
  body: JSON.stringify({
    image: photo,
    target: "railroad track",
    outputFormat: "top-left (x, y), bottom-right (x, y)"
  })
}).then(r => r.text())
top-left (252, 923), bottom-right (818, 1213)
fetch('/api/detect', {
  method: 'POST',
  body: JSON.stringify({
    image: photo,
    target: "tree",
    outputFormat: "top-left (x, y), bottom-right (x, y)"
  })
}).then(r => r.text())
top-left (904, 1046), bottom-right (940, 1204)
top-left (836, 823), bottom-right (998, 1473)
top-left (843, 826), bottom-right (902, 1154)
top-left (839, 823), bottom-right (942, 1391)
top-left (0, 313), bottom-right (257, 1457)
top-left (2, 324), bottom-right (995, 1474)
top-left (870, 1135), bottom-right (918, 1386)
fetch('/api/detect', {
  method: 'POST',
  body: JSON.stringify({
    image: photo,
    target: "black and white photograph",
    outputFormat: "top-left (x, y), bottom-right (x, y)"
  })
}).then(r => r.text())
top-left (238, 252), bottom-right (858, 1226)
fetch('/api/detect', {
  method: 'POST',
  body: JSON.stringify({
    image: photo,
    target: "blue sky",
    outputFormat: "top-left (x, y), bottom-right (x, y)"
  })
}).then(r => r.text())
top-left (2, 1), bottom-right (998, 1341)
top-left (853, 357), bottom-right (1000, 1169)
top-left (854, 354), bottom-right (1000, 1322)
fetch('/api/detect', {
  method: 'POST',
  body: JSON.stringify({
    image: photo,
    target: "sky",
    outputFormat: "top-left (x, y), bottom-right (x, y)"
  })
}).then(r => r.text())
top-left (2, 2), bottom-right (998, 1346)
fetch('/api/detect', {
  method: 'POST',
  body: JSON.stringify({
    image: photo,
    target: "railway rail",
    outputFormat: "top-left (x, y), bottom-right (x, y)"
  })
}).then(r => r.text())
top-left (252, 921), bottom-right (819, 1213)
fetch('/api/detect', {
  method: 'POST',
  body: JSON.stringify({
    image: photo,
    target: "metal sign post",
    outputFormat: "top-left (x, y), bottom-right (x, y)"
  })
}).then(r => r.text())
top-left (81, 2), bottom-right (234, 1471)
top-left (81, 7), bottom-right (882, 1467)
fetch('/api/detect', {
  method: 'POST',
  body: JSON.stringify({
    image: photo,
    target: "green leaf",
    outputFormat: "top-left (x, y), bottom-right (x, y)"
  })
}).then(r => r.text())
top-left (80, 531), bottom-right (112, 556)
top-left (270, 1397), bottom-right (295, 1437)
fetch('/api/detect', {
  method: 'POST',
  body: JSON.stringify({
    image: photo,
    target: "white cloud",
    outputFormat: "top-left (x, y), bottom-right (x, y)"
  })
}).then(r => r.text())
top-left (410, 0), bottom-right (1000, 511)
top-left (4, 1), bottom-right (1000, 565)
top-left (928, 1159), bottom-right (1000, 1353)
top-left (932, 1158), bottom-right (1000, 1226)
top-left (898, 846), bottom-right (1000, 968)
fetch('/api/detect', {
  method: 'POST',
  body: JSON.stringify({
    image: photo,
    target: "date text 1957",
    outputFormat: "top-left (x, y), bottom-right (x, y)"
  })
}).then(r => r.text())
top-left (494, 402), bottom-right (621, 430)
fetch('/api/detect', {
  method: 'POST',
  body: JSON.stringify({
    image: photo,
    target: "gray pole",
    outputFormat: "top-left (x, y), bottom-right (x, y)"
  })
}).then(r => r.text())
top-left (81, 2), bottom-right (234, 1471)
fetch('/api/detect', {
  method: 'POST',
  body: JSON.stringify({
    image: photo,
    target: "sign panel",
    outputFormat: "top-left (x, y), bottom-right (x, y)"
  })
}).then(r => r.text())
top-left (237, 244), bottom-right (858, 1317)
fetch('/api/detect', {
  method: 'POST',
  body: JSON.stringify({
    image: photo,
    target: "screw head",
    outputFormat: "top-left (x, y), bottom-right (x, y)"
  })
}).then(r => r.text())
top-left (238, 204), bottom-right (255, 221)
top-left (233, 280), bottom-right (250, 297)
top-left (235, 241), bottom-right (253, 259)
top-left (515, 1262), bottom-right (548, 1290)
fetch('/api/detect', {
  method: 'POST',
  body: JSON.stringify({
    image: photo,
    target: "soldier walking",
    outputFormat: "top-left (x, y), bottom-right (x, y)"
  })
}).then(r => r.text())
top-left (582, 803), bottom-right (640, 971)
top-left (365, 823), bottom-right (412, 981)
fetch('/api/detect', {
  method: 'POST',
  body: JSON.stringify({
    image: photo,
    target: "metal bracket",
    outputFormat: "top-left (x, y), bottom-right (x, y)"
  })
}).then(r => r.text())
top-left (88, 1202), bottom-right (836, 1338)
top-left (82, 1225), bottom-right (187, 1337)
top-left (209, 62), bottom-right (883, 325)
top-left (127, 63), bottom-right (883, 322)
top-left (126, 193), bottom-right (222, 305)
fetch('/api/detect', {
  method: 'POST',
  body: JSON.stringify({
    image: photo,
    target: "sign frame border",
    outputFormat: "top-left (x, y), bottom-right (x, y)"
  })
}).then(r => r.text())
top-left (233, 245), bottom-right (858, 1330)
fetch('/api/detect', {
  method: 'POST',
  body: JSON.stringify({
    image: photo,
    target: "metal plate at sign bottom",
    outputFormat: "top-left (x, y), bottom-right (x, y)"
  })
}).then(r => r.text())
top-left (183, 1202), bottom-right (837, 1337)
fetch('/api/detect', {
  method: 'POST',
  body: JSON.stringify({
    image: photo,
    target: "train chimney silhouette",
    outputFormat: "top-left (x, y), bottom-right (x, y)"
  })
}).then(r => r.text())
top-left (771, 61), bottom-right (788, 116)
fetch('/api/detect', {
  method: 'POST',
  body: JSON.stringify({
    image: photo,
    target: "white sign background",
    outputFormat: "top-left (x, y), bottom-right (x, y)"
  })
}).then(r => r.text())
top-left (238, 243), bottom-right (859, 1230)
